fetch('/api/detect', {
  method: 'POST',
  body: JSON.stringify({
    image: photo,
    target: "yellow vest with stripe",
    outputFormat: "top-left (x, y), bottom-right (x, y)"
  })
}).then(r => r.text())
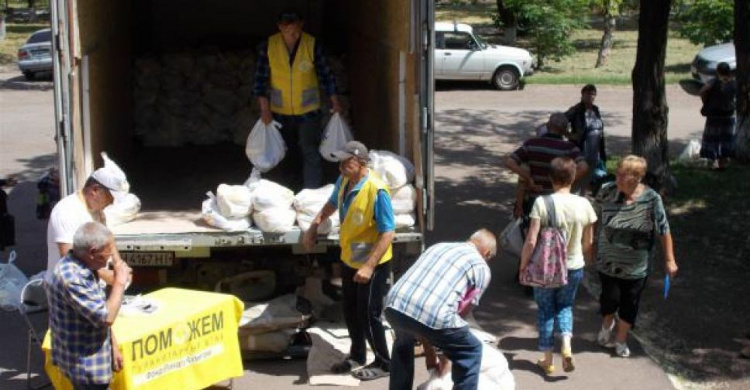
top-left (337, 172), bottom-right (393, 269)
top-left (267, 32), bottom-right (321, 116)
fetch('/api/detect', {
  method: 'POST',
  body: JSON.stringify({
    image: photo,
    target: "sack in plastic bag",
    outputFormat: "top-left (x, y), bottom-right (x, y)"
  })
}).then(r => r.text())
top-left (370, 150), bottom-right (415, 189)
top-left (245, 119), bottom-right (286, 172)
top-left (201, 192), bottom-right (251, 231)
top-left (391, 185), bottom-right (416, 214)
top-left (253, 207), bottom-right (296, 233)
top-left (216, 184), bottom-right (253, 218)
top-left (293, 185), bottom-right (336, 215)
top-left (103, 193), bottom-right (141, 227)
top-left (0, 251), bottom-right (29, 311)
top-left (395, 213), bottom-right (416, 229)
top-left (677, 139), bottom-right (703, 165)
top-left (251, 180), bottom-right (295, 211)
top-left (319, 113), bottom-right (353, 162)
top-left (296, 212), bottom-right (339, 235)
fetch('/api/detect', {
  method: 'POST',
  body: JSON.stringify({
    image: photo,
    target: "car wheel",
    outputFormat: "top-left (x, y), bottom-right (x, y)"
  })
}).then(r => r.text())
top-left (23, 71), bottom-right (35, 81)
top-left (492, 67), bottom-right (519, 90)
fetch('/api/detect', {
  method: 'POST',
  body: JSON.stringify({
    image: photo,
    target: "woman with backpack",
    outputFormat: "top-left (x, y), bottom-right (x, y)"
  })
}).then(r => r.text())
top-left (699, 62), bottom-right (736, 171)
top-left (594, 156), bottom-right (678, 358)
top-left (518, 157), bottom-right (597, 374)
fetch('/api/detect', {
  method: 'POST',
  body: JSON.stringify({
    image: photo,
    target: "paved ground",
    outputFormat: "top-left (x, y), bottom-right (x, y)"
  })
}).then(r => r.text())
top-left (0, 70), bottom-right (706, 389)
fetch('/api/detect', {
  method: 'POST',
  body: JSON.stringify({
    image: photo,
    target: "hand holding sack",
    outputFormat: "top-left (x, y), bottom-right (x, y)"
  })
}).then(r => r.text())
top-left (245, 119), bottom-right (286, 172)
top-left (319, 113), bottom-right (353, 162)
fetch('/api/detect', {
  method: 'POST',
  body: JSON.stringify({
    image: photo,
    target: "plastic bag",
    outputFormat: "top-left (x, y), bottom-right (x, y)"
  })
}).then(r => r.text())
top-left (0, 251), bottom-right (29, 311)
top-left (319, 113), bottom-right (353, 162)
top-left (216, 184), bottom-right (253, 218)
top-left (251, 180), bottom-right (295, 211)
top-left (395, 213), bottom-right (416, 229)
top-left (103, 193), bottom-right (141, 227)
top-left (391, 185), bottom-right (416, 214)
top-left (253, 207), bottom-right (296, 233)
top-left (296, 212), bottom-right (339, 235)
top-left (500, 218), bottom-right (524, 258)
top-left (370, 150), bottom-right (415, 189)
top-left (245, 119), bottom-right (286, 172)
top-left (293, 185), bottom-right (336, 214)
top-left (201, 192), bottom-right (251, 231)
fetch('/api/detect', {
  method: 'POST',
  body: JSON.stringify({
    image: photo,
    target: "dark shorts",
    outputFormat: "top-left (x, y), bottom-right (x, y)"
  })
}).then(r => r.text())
top-left (598, 272), bottom-right (648, 327)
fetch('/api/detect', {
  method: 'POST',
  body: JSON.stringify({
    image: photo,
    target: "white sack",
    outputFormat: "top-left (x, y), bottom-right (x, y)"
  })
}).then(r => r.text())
top-left (391, 185), bottom-right (416, 214)
top-left (245, 119), bottom-right (286, 172)
top-left (296, 212), bottom-right (340, 235)
top-left (677, 139), bottom-right (703, 164)
top-left (370, 150), bottom-right (415, 189)
top-left (103, 193), bottom-right (141, 227)
top-left (0, 251), bottom-right (28, 311)
top-left (201, 192), bottom-right (251, 231)
top-left (395, 213), bottom-right (416, 229)
top-left (250, 179), bottom-right (295, 211)
top-left (293, 184), bottom-right (336, 214)
top-left (239, 294), bottom-right (310, 333)
top-left (240, 329), bottom-right (296, 353)
top-left (319, 113), bottom-right (354, 162)
top-left (253, 207), bottom-right (296, 233)
top-left (216, 184), bottom-right (253, 218)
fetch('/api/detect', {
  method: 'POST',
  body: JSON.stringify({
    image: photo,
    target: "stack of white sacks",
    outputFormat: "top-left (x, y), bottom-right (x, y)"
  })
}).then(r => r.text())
top-left (369, 150), bottom-right (416, 228)
top-left (202, 149), bottom-right (417, 232)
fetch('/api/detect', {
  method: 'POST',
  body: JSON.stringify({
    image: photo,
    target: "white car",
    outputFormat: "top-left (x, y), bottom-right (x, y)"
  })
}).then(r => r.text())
top-left (17, 28), bottom-right (53, 80)
top-left (435, 22), bottom-right (533, 90)
top-left (691, 42), bottom-right (736, 84)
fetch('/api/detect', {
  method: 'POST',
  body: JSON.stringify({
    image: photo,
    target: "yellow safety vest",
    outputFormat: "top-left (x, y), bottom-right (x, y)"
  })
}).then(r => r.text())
top-left (267, 32), bottom-right (321, 116)
top-left (337, 172), bottom-right (393, 269)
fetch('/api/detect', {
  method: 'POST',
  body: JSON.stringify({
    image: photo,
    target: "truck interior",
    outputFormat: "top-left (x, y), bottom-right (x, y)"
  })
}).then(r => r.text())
top-left (68, 0), bottom-right (426, 234)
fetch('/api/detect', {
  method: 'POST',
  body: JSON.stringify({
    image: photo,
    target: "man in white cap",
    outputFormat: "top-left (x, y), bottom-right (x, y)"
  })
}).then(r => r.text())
top-left (46, 157), bottom-right (129, 284)
top-left (303, 140), bottom-right (395, 381)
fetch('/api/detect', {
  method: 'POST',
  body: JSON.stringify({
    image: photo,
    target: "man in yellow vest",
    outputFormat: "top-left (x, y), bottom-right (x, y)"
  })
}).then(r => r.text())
top-left (254, 10), bottom-right (343, 189)
top-left (302, 141), bottom-right (395, 381)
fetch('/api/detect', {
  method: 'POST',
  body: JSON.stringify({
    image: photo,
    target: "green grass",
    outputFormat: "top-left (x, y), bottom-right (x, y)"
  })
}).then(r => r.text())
top-left (0, 23), bottom-right (50, 65)
top-left (436, 3), bottom-right (703, 85)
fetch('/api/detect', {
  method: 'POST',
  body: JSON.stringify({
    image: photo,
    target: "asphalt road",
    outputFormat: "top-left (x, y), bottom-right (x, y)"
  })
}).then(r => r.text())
top-left (0, 70), bottom-right (705, 389)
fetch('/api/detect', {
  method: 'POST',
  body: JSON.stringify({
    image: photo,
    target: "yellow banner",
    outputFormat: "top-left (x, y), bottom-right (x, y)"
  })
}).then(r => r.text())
top-left (44, 288), bottom-right (244, 390)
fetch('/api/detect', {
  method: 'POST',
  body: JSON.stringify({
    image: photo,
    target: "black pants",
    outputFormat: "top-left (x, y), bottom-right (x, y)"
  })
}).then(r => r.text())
top-left (73, 383), bottom-right (109, 390)
top-left (273, 114), bottom-right (323, 191)
top-left (599, 272), bottom-right (649, 327)
top-left (341, 262), bottom-right (391, 369)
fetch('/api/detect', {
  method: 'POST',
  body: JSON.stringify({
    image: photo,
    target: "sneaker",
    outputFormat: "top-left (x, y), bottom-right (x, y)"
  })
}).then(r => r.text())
top-left (597, 324), bottom-right (615, 348)
top-left (615, 342), bottom-right (631, 358)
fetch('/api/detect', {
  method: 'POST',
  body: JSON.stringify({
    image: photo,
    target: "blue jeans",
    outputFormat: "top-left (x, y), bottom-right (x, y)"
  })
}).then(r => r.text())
top-left (385, 308), bottom-right (482, 390)
top-left (533, 268), bottom-right (584, 351)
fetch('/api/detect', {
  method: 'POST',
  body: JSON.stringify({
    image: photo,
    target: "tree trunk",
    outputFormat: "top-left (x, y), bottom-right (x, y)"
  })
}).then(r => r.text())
top-left (734, 0), bottom-right (750, 162)
top-left (632, 0), bottom-right (672, 192)
top-left (596, 3), bottom-right (617, 68)
top-left (496, 0), bottom-right (518, 44)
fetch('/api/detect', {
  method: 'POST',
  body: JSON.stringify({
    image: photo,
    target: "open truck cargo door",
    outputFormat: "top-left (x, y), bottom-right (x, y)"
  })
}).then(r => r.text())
top-left (50, 0), bottom-right (73, 195)
top-left (418, 0), bottom-right (435, 231)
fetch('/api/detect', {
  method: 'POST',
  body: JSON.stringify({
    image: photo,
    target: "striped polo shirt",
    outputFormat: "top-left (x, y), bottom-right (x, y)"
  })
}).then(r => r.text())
top-left (510, 133), bottom-right (584, 194)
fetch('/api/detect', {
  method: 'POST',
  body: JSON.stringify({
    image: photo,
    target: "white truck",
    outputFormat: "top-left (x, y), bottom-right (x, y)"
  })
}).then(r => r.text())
top-left (49, 0), bottom-right (436, 291)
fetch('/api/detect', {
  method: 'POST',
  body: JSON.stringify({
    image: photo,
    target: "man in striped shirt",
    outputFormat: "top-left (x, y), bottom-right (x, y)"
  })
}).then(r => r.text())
top-left (385, 230), bottom-right (496, 390)
top-left (506, 112), bottom-right (588, 217)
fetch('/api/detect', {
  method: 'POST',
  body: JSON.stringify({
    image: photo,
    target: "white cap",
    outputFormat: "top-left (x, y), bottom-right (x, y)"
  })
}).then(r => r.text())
top-left (90, 152), bottom-right (130, 194)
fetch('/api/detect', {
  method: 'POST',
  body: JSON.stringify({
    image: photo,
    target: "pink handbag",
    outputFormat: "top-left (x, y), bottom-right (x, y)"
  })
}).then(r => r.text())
top-left (520, 196), bottom-right (568, 289)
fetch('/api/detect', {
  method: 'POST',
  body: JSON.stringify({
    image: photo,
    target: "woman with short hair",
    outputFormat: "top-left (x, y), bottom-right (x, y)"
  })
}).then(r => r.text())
top-left (594, 155), bottom-right (679, 357)
top-left (519, 156), bottom-right (597, 374)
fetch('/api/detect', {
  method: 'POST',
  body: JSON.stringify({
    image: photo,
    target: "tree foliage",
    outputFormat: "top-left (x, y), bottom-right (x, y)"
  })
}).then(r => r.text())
top-left (674, 0), bottom-right (734, 46)
top-left (500, 0), bottom-right (588, 68)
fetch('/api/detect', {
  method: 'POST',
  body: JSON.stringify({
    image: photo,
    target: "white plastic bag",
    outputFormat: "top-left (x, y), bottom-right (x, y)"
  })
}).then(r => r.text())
top-left (370, 150), bottom-right (415, 189)
top-left (293, 185), bottom-right (336, 214)
top-left (103, 193), bottom-right (141, 227)
top-left (391, 185), bottom-right (416, 214)
top-left (395, 213), bottom-right (416, 229)
top-left (253, 207), bottom-right (297, 233)
top-left (677, 139), bottom-right (703, 165)
top-left (251, 180), bottom-right (295, 211)
top-left (500, 218), bottom-right (524, 258)
top-left (0, 251), bottom-right (29, 311)
top-left (201, 192), bottom-right (251, 231)
top-left (296, 212), bottom-right (340, 235)
top-left (245, 119), bottom-right (286, 172)
top-left (216, 184), bottom-right (253, 218)
top-left (319, 113), bottom-right (353, 162)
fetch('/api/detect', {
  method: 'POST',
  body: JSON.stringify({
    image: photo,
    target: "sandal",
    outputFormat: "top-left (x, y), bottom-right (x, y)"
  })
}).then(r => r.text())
top-left (352, 363), bottom-right (390, 381)
top-left (561, 350), bottom-right (575, 372)
top-left (330, 358), bottom-right (362, 374)
top-left (536, 358), bottom-right (555, 375)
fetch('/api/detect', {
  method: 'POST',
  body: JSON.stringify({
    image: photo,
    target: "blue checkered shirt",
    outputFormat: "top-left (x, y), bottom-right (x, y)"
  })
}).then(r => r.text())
top-left (253, 37), bottom-right (337, 122)
top-left (46, 255), bottom-right (112, 385)
top-left (386, 242), bottom-right (491, 329)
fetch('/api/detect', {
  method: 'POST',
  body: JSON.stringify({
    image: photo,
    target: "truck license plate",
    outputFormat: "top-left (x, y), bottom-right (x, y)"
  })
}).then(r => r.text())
top-left (121, 252), bottom-right (175, 267)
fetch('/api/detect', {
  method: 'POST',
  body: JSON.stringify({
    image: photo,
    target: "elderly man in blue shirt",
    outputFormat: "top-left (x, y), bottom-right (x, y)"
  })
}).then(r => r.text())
top-left (46, 222), bottom-right (131, 390)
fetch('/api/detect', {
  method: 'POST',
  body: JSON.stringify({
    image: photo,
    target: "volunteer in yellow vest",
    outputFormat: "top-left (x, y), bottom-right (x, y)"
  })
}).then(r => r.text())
top-left (303, 141), bottom-right (395, 381)
top-left (254, 10), bottom-right (342, 190)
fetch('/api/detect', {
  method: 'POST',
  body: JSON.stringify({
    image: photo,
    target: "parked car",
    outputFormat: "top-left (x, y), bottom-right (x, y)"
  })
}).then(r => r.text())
top-left (691, 42), bottom-right (736, 84)
top-left (435, 22), bottom-right (533, 90)
top-left (17, 28), bottom-right (52, 80)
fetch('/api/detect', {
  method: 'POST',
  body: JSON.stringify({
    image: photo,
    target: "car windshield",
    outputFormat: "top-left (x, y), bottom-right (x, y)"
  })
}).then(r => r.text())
top-left (473, 34), bottom-right (489, 50)
top-left (27, 31), bottom-right (51, 44)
